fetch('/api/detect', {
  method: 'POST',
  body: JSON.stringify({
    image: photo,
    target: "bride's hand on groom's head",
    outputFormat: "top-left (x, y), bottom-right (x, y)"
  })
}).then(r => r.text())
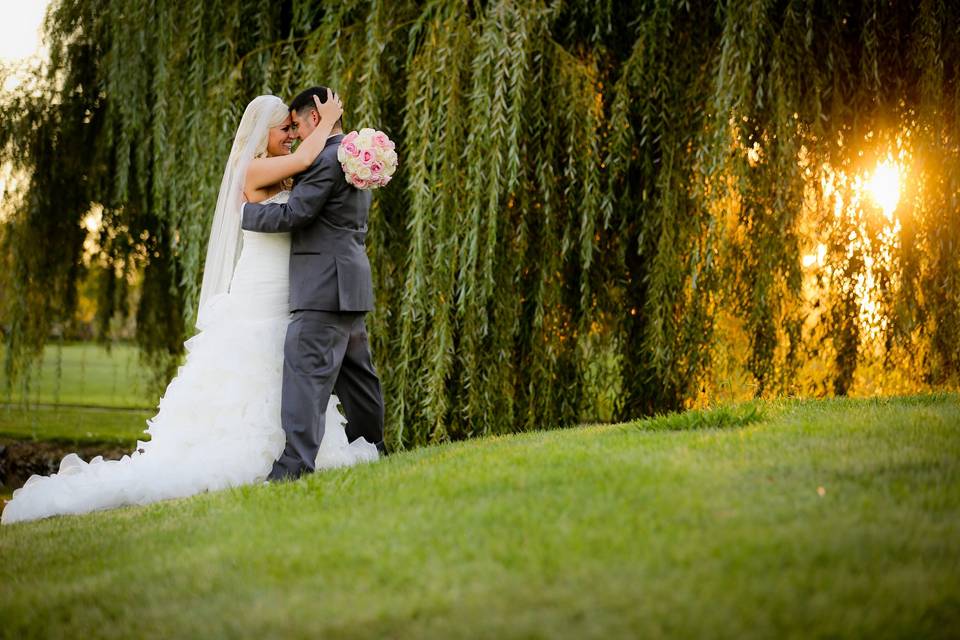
top-left (313, 88), bottom-right (343, 126)
top-left (287, 88), bottom-right (344, 167)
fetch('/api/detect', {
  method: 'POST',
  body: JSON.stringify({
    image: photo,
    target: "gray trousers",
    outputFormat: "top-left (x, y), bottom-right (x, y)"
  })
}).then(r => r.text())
top-left (269, 310), bottom-right (385, 480)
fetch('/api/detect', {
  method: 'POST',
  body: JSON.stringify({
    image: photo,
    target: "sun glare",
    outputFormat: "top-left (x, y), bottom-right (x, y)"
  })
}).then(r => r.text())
top-left (803, 143), bottom-right (911, 345)
top-left (867, 160), bottom-right (901, 220)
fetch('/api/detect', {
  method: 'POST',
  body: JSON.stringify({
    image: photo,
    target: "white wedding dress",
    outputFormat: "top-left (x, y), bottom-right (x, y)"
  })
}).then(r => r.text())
top-left (2, 191), bottom-right (378, 525)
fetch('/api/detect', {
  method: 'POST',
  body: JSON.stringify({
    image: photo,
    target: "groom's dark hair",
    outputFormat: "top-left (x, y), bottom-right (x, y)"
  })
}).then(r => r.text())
top-left (289, 86), bottom-right (342, 130)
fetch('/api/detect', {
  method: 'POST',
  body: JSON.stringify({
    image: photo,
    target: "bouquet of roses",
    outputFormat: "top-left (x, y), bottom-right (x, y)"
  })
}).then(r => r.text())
top-left (337, 128), bottom-right (398, 190)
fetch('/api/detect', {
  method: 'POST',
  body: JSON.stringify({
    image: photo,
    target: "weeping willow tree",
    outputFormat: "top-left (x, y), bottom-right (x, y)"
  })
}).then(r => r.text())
top-left (1, 0), bottom-right (958, 447)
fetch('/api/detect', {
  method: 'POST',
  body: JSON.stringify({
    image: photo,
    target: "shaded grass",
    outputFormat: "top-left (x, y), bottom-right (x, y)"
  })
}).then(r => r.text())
top-left (0, 405), bottom-right (152, 447)
top-left (1, 395), bottom-right (959, 639)
top-left (0, 343), bottom-right (155, 409)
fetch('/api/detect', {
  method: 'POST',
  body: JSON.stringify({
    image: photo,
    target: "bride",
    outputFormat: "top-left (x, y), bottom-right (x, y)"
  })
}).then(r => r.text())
top-left (1, 92), bottom-right (378, 525)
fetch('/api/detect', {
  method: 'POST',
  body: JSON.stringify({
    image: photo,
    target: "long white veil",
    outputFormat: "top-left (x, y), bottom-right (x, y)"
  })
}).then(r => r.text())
top-left (197, 95), bottom-right (290, 323)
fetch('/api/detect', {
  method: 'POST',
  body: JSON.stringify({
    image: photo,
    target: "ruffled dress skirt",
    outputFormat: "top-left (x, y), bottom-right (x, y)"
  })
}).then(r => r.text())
top-left (2, 225), bottom-right (378, 525)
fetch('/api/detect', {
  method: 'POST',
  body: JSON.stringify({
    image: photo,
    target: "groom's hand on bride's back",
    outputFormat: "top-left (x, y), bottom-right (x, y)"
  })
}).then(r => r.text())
top-left (241, 152), bottom-right (339, 233)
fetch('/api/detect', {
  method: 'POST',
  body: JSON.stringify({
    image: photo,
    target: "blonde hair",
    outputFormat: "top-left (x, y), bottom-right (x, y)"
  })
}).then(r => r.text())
top-left (253, 97), bottom-right (292, 159)
top-left (200, 95), bottom-right (295, 313)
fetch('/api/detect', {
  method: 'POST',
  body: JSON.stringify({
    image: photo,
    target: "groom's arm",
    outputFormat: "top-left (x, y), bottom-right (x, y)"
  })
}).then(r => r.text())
top-left (241, 154), bottom-right (337, 233)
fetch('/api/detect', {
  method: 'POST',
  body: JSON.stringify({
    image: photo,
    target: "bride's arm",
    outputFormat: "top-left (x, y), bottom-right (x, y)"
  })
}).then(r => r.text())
top-left (244, 90), bottom-right (343, 194)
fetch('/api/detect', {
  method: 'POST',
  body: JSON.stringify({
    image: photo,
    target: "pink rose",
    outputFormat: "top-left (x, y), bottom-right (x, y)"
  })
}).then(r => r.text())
top-left (370, 161), bottom-right (383, 175)
top-left (373, 132), bottom-right (389, 148)
top-left (361, 149), bottom-right (375, 166)
top-left (343, 141), bottom-right (360, 157)
top-left (343, 131), bottom-right (359, 144)
top-left (354, 178), bottom-right (368, 189)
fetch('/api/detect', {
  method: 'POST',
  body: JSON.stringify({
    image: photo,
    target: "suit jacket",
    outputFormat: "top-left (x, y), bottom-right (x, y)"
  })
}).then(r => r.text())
top-left (241, 134), bottom-right (375, 312)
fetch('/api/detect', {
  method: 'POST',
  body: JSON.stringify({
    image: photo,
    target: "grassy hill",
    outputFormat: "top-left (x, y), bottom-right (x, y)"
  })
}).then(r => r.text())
top-left (1, 395), bottom-right (958, 639)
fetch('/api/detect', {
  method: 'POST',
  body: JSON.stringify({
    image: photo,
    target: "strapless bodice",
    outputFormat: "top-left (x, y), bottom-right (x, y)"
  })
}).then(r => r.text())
top-left (230, 191), bottom-right (291, 312)
top-left (241, 190), bottom-right (291, 252)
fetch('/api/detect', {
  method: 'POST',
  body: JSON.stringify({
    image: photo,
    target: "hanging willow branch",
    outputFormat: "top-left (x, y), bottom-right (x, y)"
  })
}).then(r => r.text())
top-left (1, 0), bottom-right (958, 446)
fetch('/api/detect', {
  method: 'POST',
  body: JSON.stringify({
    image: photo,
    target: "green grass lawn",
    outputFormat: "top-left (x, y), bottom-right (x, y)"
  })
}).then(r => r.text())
top-left (1, 395), bottom-right (958, 639)
top-left (0, 343), bottom-right (156, 455)
top-left (0, 342), bottom-right (156, 409)
top-left (0, 405), bottom-right (152, 446)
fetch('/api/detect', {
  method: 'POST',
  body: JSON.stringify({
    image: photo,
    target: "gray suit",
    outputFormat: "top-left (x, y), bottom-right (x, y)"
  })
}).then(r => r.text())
top-left (242, 133), bottom-right (385, 479)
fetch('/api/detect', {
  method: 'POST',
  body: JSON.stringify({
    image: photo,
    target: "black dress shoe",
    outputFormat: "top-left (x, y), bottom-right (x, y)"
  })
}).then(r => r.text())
top-left (267, 460), bottom-right (303, 482)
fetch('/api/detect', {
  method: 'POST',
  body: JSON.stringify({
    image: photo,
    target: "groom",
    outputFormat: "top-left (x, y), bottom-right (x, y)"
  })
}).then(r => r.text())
top-left (242, 86), bottom-right (386, 481)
